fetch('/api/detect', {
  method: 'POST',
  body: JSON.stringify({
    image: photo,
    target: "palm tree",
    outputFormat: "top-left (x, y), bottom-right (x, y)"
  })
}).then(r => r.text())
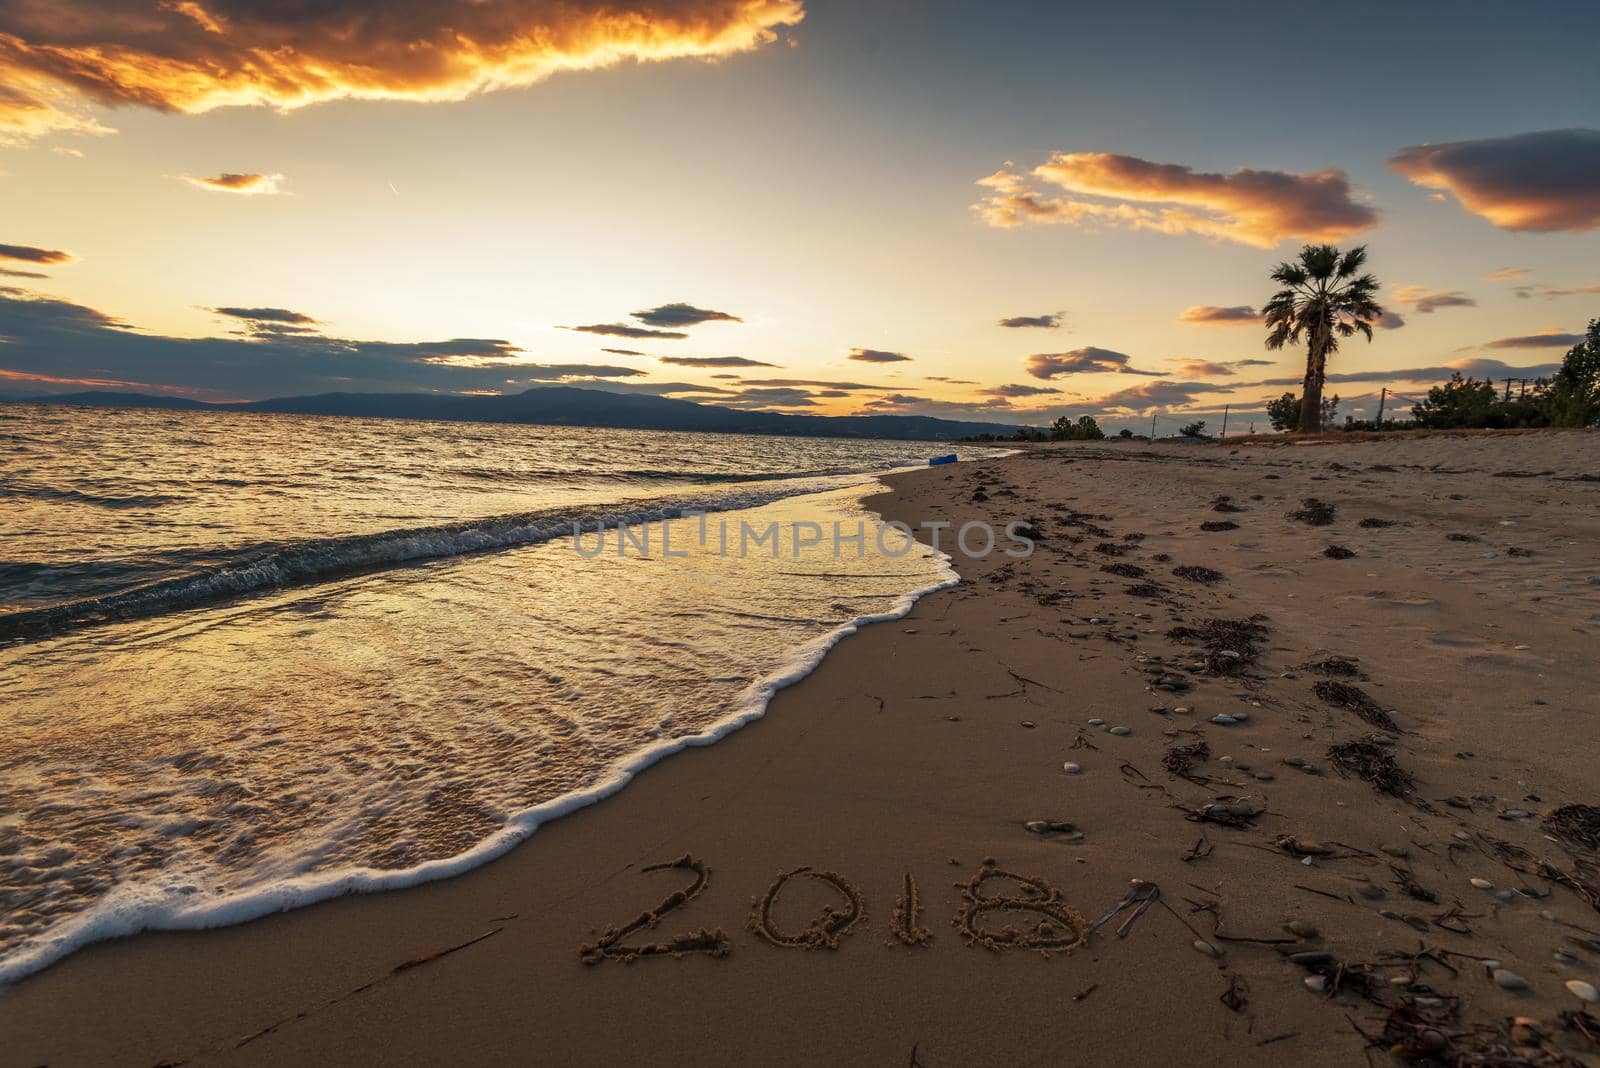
top-left (1263, 245), bottom-right (1383, 433)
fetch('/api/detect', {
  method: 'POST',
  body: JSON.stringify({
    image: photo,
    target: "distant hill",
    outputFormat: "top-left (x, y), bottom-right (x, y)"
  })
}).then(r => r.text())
top-left (13, 386), bottom-right (1025, 441)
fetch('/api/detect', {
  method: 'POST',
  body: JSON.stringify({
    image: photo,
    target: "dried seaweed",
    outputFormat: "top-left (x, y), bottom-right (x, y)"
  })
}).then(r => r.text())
top-left (1302, 656), bottom-right (1362, 678)
top-left (1323, 544), bottom-right (1357, 559)
top-left (1358, 517), bottom-right (1398, 528)
top-left (1544, 804), bottom-right (1600, 852)
top-left (1166, 617), bottom-right (1267, 675)
top-left (1100, 562), bottom-right (1147, 578)
top-left (1200, 520), bottom-right (1239, 532)
top-left (1288, 498), bottom-right (1337, 526)
top-left (1328, 739), bottom-right (1416, 799)
top-left (1211, 495), bottom-right (1246, 513)
top-left (1172, 565), bottom-right (1224, 584)
top-left (1125, 582), bottom-right (1170, 599)
top-left (1094, 541), bottom-right (1127, 556)
top-left (1162, 739), bottom-right (1211, 780)
top-left (1314, 680), bottom-right (1400, 733)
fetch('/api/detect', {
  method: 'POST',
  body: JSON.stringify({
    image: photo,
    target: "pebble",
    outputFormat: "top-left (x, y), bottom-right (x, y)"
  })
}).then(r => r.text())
top-left (1495, 889), bottom-right (1515, 901)
top-left (1470, 877), bottom-right (1494, 890)
top-left (1566, 980), bottom-right (1600, 1003)
top-left (1286, 920), bottom-right (1318, 939)
top-left (1494, 970), bottom-right (1530, 991)
top-left (1255, 771), bottom-right (1275, 782)
top-left (1555, 951), bottom-right (1581, 966)
top-left (1109, 725), bottom-right (1132, 736)
top-left (1021, 720), bottom-right (1036, 729)
top-left (1173, 706), bottom-right (1191, 715)
top-left (1359, 884), bottom-right (1386, 901)
top-left (1193, 939), bottom-right (1223, 958)
top-left (1088, 718), bottom-right (1105, 726)
top-left (1289, 951), bottom-right (1333, 965)
top-left (1381, 844), bottom-right (1411, 858)
top-left (1211, 714), bottom-right (1238, 726)
top-left (1304, 976), bottom-right (1327, 993)
top-left (1283, 756), bottom-right (1305, 767)
top-left (1063, 762), bottom-right (1081, 774)
top-left (1232, 711), bottom-right (1250, 722)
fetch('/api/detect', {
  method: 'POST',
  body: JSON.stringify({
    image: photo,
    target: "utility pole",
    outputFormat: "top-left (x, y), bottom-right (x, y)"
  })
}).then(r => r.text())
top-left (1375, 387), bottom-right (1387, 429)
top-left (1519, 379), bottom-right (1528, 400)
top-left (1150, 411), bottom-right (1157, 439)
top-left (1220, 404), bottom-right (1230, 438)
top-left (1504, 377), bottom-right (1514, 401)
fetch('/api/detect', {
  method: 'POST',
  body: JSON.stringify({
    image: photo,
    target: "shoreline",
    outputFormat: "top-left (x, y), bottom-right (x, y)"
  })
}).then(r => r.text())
top-left (4, 433), bottom-right (1600, 1066)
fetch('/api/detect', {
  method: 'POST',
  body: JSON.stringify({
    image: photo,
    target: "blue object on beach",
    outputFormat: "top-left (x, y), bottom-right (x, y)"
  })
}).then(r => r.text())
top-left (928, 453), bottom-right (958, 466)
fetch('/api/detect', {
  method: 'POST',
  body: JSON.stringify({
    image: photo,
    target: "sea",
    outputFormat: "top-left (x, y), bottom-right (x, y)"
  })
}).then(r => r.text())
top-left (0, 403), bottom-right (1003, 983)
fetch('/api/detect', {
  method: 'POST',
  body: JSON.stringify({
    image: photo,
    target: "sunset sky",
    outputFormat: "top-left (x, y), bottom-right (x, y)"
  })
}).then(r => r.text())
top-left (2, 0), bottom-right (1598, 431)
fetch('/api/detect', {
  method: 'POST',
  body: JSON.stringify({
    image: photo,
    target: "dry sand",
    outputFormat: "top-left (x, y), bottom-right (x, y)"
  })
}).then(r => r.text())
top-left (4, 430), bottom-right (1600, 1067)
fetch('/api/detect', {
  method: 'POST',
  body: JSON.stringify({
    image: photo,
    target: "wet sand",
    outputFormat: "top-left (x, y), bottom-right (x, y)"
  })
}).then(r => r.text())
top-left (4, 431), bottom-right (1600, 1067)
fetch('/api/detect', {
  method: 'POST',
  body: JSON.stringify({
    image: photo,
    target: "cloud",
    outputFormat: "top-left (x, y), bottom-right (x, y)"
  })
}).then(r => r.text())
top-left (722, 386), bottom-right (818, 408)
top-left (1391, 285), bottom-right (1476, 314)
top-left (0, 2), bottom-right (806, 144)
top-left (1084, 380), bottom-right (1236, 412)
top-left (0, 242), bottom-right (72, 265)
top-left (0, 267), bottom-right (48, 278)
top-left (631, 303), bottom-right (742, 328)
top-left (976, 383), bottom-right (1061, 398)
top-left (1246, 357), bottom-right (1560, 388)
top-left (1376, 311), bottom-right (1406, 330)
top-left (924, 375), bottom-right (978, 384)
top-left (997, 312), bottom-right (1063, 329)
top-left (182, 172), bottom-right (284, 195)
top-left (657, 355), bottom-right (776, 367)
top-left (1177, 305), bottom-right (1256, 326)
top-left (1168, 359), bottom-right (1237, 378)
top-left (1484, 328), bottom-right (1583, 349)
top-left (975, 152), bottom-right (1378, 248)
top-left (847, 347), bottom-right (911, 363)
top-left (1516, 281), bottom-right (1593, 298)
top-left (0, 283), bottom-right (657, 398)
top-left (1388, 129), bottom-right (1600, 232)
top-left (737, 378), bottom-right (882, 390)
top-left (601, 348), bottom-right (647, 356)
top-left (210, 306), bottom-right (317, 325)
top-left (565, 323), bottom-right (688, 340)
top-left (1025, 347), bottom-right (1158, 379)
top-left (1485, 266), bottom-right (1531, 282)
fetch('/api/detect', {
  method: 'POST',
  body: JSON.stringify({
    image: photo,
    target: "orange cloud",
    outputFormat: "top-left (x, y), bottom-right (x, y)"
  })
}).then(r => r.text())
top-left (1391, 285), bottom-right (1475, 314)
top-left (0, 2), bottom-right (805, 143)
top-left (1177, 305), bottom-right (1256, 326)
top-left (182, 172), bottom-right (283, 195)
top-left (1388, 129), bottom-right (1600, 232)
top-left (976, 152), bottom-right (1378, 248)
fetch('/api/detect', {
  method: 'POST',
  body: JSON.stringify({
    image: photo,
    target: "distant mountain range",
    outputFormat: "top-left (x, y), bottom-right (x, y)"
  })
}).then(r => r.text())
top-left (0, 386), bottom-right (1026, 441)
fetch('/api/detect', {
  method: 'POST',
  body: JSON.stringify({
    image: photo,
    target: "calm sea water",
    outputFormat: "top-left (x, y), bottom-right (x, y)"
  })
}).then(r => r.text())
top-left (0, 404), bottom-right (999, 982)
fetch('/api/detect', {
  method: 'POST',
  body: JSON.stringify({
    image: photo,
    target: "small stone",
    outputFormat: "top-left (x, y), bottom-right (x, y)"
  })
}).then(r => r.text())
top-left (1088, 718), bottom-right (1105, 726)
top-left (1381, 844), bottom-right (1410, 858)
top-left (1286, 920), bottom-right (1318, 939)
top-left (1359, 884), bottom-right (1386, 901)
top-left (1482, 959), bottom-right (1502, 971)
top-left (1063, 762), bottom-right (1081, 774)
top-left (1109, 725), bottom-right (1132, 736)
top-left (1021, 720), bottom-right (1036, 729)
top-left (1304, 975), bottom-right (1327, 993)
top-left (1494, 970), bottom-right (1529, 991)
top-left (1300, 856), bottom-right (1314, 866)
top-left (1495, 889), bottom-right (1515, 901)
top-left (1283, 756), bottom-right (1305, 767)
top-left (1211, 714), bottom-right (1238, 726)
top-left (1255, 771), bottom-right (1275, 782)
top-left (1193, 939), bottom-right (1223, 958)
top-left (1470, 877), bottom-right (1494, 890)
top-left (1232, 711), bottom-right (1250, 722)
top-left (1566, 980), bottom-right (1600, 1003)
top-left (1289, 951), bottom-right (1333, 965)
top-left (1173, 706), bottom-right (1191, 715)
top-left (1555, 951), bottom-right (1582, 966)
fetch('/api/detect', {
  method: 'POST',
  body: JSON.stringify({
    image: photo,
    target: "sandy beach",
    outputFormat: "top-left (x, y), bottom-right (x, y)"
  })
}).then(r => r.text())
top-left (5, 431), bottom-right (1600, 1067)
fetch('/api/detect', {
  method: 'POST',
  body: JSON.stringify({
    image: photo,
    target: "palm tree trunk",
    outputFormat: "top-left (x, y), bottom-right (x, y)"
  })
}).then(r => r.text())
top-left (1297, 330), bottom-right (1326, 433)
